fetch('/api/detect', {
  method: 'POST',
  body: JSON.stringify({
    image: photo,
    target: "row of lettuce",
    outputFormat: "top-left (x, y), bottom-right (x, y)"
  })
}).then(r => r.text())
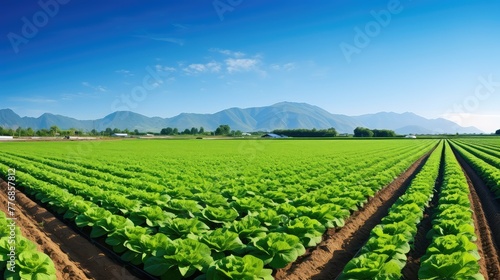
top-left (450, 139), bottom-right (500, 200)
top-left (340, 141), bottom-right (484, 280)
top-left (0, 211), bottom-right (56, 279)
top-left (0, 140), bottom-right (437, 279)
top-left (339, 140), bottom-right (443, 279)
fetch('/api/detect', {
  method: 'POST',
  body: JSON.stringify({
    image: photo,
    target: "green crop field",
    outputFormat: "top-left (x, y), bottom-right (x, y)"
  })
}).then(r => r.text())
top-left (0, 138), bottom-right (499, 279)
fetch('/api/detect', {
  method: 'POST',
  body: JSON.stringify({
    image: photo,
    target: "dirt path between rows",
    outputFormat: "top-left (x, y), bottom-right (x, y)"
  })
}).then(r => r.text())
top-left (452, 149), bottom-right (500, 280)
top-left (0, 180), bottom-right (140, 280)
top-left (402, 146), bottom-right (444, 280)
top-left (275, 147), bottom-right (435, 280)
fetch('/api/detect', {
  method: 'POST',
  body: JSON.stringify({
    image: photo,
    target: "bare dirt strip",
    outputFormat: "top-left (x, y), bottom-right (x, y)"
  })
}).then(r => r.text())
top-left (275, 147), bottom-right (435, 280)
top-left (0, 180), bottom-right (140, 280)
top-left (452, 149), bottom-right (500, 280)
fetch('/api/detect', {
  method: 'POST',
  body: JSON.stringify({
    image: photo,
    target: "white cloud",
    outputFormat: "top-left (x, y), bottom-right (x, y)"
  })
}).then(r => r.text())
top-left (115, 69), bottom-right (134, 76)
top-left (155, 65), bottom-right (176, 72)
top-left (210, 48), bottom-right (245, 58)
top-left (183, 61), bottom-right (221, 74)
top-left (225, 58), bottom-right (260, 73)
top-left (82, 82), bottom-right (107, 92)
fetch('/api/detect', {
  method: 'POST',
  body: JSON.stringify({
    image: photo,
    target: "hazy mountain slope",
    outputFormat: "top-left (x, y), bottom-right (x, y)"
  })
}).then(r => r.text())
top-left (0, 102), bottom-right (483, 134)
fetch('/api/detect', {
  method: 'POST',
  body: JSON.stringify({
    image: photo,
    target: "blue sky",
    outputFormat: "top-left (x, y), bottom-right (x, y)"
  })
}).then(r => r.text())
top-left (1, 0), bottom-right (500, 132)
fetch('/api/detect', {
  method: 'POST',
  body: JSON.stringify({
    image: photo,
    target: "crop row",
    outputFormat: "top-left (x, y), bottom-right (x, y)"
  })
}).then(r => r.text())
top-left (339, 141), bottom-right (443, 279)
top-left (450, 140), bottom-right (500, 199)
top-left (418, 141), bottom-right (483, 279)
top-left (0, 140), bottom-right (437, 279)
top-left (0, 208), bottom-right (56, 279)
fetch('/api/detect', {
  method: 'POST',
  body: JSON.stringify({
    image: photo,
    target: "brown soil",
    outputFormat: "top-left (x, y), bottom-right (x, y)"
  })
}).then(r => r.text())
top-left (0, 180), bottom-right (140, 280)
top-left (452, 149), bottom-right (500, 280)
top-left (275, 148), bottom-right (434, 280)
top-left (402, 146), bottom-right (444, 280)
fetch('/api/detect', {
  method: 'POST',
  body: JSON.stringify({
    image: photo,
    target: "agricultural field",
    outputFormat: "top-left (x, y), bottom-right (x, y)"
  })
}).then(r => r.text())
top-left (0, 138), bottom-right (499, 279)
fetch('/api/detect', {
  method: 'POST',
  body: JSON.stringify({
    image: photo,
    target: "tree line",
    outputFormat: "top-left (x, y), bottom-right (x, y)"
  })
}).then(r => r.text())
top-left (272, 128), bottom-right (338, 137)
top-left (353, 127), bottom-right (397, 137)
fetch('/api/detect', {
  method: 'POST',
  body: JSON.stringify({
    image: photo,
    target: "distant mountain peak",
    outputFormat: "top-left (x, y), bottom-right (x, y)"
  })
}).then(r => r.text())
top-left (0, 103), bottom-right (484, 134)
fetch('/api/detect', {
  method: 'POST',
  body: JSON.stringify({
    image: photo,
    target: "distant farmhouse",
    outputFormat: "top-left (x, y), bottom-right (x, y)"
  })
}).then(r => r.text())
top-left (261, 133), bottom-right (288, 138)
top-left (405, 135), bottom-right (417, 139)
top-left (112, 133), bottom-right (129, 137)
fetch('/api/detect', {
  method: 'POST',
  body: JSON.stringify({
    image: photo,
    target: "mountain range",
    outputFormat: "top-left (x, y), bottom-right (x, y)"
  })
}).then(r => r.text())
top-left (0, 102), bottom-right (483, 134)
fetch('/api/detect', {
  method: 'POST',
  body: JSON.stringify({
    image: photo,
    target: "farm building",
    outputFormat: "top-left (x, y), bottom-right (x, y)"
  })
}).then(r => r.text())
top-left (0, 136), bottom-right (14, 140)
top-left (111, 133), bottom-right (129, 137)
top-left (405, 135), bottom-right (417, 139)
top-left (261, 133), bottom-right (288, 138)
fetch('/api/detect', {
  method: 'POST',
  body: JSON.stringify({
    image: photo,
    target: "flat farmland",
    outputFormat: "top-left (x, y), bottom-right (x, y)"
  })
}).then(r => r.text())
top-left (0, 138), bottom-right (499, 279)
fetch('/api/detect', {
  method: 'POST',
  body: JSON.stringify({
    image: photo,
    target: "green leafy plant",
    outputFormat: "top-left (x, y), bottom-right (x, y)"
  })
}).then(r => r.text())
top-left (203, 255), bottom-right (274, 280)
top-left (249, 232), bottom-right (306, 269)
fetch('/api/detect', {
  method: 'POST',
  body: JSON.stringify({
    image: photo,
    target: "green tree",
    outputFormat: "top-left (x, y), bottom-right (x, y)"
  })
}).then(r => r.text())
top-left (173, 128), bottom-right (179, 135)
top-left (50, 125), bottom-right (59, 136)
top-left (215, 124), bottom-right (231, 135)
top-left (199, 127), bottom-right (205, 134)
top-left (354, 127), bottom-right (374, 137)
top-left (190, 127), bottom-right (199, 135)
top-left (182, 128), bottom-right (191, 134)
top-left (496, 129), bottom-right (500, 135)
top-left (26, 127), bottom-right (34, 136)
top-left (161, 127), bottom-right (174, 135)
top-left (104, 128), bottom-right (113, 136)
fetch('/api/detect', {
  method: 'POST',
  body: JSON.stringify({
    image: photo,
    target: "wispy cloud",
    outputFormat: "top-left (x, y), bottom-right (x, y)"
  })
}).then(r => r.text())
top-left (115, 69), bottom-right (134, 77)
top-left (270, 63), bottom-right (296, 71)
top-left (155, 65), bottom-right (176, 73)
top-left (183, 61), bottom-right (221, 74)
top-left (11, 97), bottom-right (57, 103)
top-left (210, 48), bottom-right (245, 58)
top-left (136, 35), bottom-right (184, 46)
top-left (225, 58), bottom-right (265, 76)
top-left (82, 82), bottom-right (107, 92)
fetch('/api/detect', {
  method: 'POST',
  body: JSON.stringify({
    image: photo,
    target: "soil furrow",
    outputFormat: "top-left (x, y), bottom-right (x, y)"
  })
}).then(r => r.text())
top-left (0, 179), bottom-right (140, 280)
top-left (402, 145), bottom-right (445, 280)
top-left (275, 147), bottom-right (435, 280)
top-left (451, 147), bottom-right (500, 280)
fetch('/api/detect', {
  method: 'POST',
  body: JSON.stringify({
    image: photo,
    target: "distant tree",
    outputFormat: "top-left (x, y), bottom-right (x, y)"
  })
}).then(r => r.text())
top-left (272, 128), bottom-right (337, 137)
top-left (36, 129), bottom-right (49, 136)
top-left (160, 127), bottom-right (173, 135)
top-left (134, 129), bottom-right (139, 135)
top-left (191, 127), bottom-right (199, 135)
top-left (199, 127), bottom-right (204, 134)
top-left (104, 128), bottom-right (113, 136)
top-left (354, 127), bottom-right (374, 137)
top-left (173, 128), bottom-right (179, 135)
top-left (50, 125), bottom-right (59, 136)
top-left (15, 127), bottom-right (23, 137)
top-left (182, 128), bottom-right (191, 134)
top-left (112, 128), bottom-right (121, 134)
top-left (496, 129), bottom-right (500, 135)
top-left (26, 127), bottom-right (34, 136)
top-left (372, 129), bottom-right (396, 137)
top-left (215, 124), bottom-right (231, 135)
